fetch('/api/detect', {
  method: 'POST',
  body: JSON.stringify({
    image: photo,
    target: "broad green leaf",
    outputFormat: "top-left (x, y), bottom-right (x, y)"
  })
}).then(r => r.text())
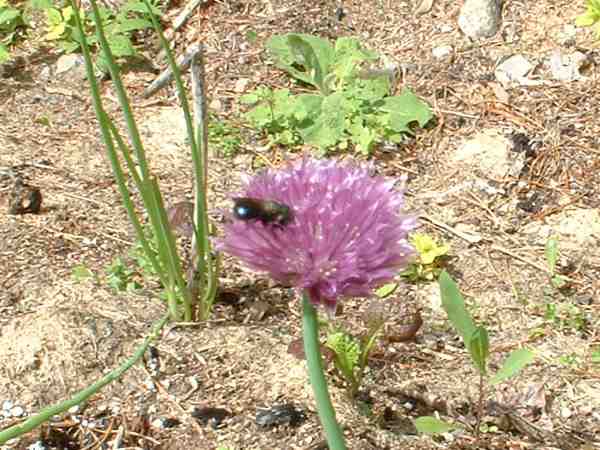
top-left (414, 416), bottom-right (458, 434)
top-left (294, 93), bottom-right (323, 121)
top-left (299, 92), bottom-right (345, 148)
top-left (326, 331), bottom-right (360, 383)
top-left (375, 282), bottom-right (397, 298)
top-left (116, 17), bottom-right (152, 32)
top-left (266, 33), bottom-right (334, 90)
top-left (0, 9), bottom-right (20, 25)
top-left (381, 88), bottom-right (432, 134)
top-left (107, 33), bottom-right (135, 57)
top-left (490, 348), bottom-right (535, 385)
top-left (45, 7), bottom-right (63, 26)
top-left (332, 36), bottom-right (377, 82)
top-left (467, 326), bottom-right (489, 374)
top-left (439, 271), bottom-right (476, 345)
top-left (0, 43), bottom-right (9, 63)
top-left (120, 0), bottom-right (161, 15)
top-left (545, 235), bottom-right (559, 273)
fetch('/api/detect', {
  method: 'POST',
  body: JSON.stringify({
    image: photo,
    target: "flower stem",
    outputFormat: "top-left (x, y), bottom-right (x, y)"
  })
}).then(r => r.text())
top-left (302, 292), bottom-right (347, 450)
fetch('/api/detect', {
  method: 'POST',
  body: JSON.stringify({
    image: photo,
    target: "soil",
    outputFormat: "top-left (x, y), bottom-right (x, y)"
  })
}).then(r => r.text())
top-left (1, 1), bottom-right (599, 449)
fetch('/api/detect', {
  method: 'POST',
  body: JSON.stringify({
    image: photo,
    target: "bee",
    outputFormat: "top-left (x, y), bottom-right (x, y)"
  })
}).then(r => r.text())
top-left (232, 197), bottom-right (292, 226)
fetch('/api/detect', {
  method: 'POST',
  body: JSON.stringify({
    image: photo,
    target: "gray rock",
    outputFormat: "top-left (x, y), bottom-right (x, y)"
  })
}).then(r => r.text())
top-left (458, 0), bottom-right (501, 39)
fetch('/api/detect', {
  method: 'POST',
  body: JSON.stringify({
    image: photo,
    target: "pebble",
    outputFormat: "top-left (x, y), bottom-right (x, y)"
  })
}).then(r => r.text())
top-left (432, 45), bottom-right (453, 59)
top-left (10, 405), bottom-right (25, 417)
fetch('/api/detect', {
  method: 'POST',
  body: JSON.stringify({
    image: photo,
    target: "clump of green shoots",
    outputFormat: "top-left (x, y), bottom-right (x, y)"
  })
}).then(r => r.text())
top-left (401, 233), bottom-right (450, 282)
top-left (324, 304), bottom-right (386, 398)
top-left (414, 271), bottom-right (536, 437)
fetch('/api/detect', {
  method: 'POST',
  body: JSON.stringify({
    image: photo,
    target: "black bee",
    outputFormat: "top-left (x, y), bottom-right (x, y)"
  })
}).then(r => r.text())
top-left (232, 197), bottom-right (292, 226)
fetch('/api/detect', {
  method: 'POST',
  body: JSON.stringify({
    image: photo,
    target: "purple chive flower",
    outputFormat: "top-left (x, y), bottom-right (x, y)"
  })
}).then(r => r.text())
top-left (218, 157), bottom-right (417, 313)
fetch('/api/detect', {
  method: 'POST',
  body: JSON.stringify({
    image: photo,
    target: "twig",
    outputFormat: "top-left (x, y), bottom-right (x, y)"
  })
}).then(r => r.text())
top-left (143, 43), bottom-right (201, 98)
top-left (156, 0), bottom-right (207, 61)
top-left (419, 213), bottom-right (482, 244)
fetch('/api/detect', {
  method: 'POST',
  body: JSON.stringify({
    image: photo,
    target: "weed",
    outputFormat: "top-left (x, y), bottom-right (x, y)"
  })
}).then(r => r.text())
top-left (324, 307), bottom-right (386, 398)
top-left (401, 233), bottom-right (450, 282)
top-left (415, 272), bottom-right (536, 437)
top-left (208, 115), bottom-right (242, 157)
top-left (242, 34), bottom-right (432, 154)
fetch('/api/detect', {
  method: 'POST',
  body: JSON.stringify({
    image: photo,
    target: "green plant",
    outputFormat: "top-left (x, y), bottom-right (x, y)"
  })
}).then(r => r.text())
top-left (43, 0), bottom-right (160, 70)
top-left (401, 233), bottom-right (450, 282)
top-left (576, 0), bottom-right (600, 38)
top-left (241, 33), bottom-right (432, 154)
top-left (544, 235), bottom-right (569, 289)
top-left (208, 115), bottom-right (242, 157)
top-left (544, 302), bottom-right (587, 332)
top-left (105, 256), bottom-right (142, 291)
top-left (0, 0), bottom-right (27, 63)
top-left (325, 311), bottom-right (385, 398)
top-left (416, 272), bottom-right (536, 438)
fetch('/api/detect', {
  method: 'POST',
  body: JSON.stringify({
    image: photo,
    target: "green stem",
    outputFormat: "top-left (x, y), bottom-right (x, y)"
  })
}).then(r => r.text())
top-left (302, 292), bottom-right (347, 450)
top-left (0, 313), bottom-right (170, 444)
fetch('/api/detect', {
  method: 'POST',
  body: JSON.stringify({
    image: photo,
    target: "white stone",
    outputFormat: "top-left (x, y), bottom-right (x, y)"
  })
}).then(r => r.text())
top-left (432, 45), bottom-right (453, 59)
top-left (549, 50), bottom-right (587, 82)
top-left (458, 0), bottom-right (501, 39)
top-left (495, 54), bottom-right (536, 88)
top-left (453, 129), bottom-right (513, 178)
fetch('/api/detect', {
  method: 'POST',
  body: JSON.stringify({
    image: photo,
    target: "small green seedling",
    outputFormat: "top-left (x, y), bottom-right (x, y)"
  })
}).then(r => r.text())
top-left (325, 311), bottom-right (386, 398)
top-left (544, 235), bottom-right (569, 289)
top-left (576, 0), bottom-right (600, 39)
top-left (72, 263), bottom-right (95, 282)
top-left (208, 115), bottom-right (242, 157)
top-left (401, 233), bottom-right (450, 282)
top-left (415, 271), bottom-right (536, 438)
top-left (105, 256), bottom-right (141, 292)
top-left (242, 33), bottom-right (432, 154)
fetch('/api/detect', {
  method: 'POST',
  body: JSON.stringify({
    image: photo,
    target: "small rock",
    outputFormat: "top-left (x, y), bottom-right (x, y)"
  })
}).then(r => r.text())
top-left (55, 54), bottom-right (85, 77)
top-left (439, 24), bottom-right (454, 33)
top-left (560, 406), bottom-right (573, 419)
top-left (234, 78), bottom-right (250, 93)
top-left (549, 50), bottom-right (587, 82)
top-left (495, 54), bottom-right (542, 88)
top-left (256, 404), bottom-right (307, 428)
top-left (10, 406), bottom-right (24, 417)
top-left (432, 45), bottom-right (453, 59)
top-left (458, 0), bottom-right (501, 39)
top-left (2, 400), bottom-right (13, 412)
